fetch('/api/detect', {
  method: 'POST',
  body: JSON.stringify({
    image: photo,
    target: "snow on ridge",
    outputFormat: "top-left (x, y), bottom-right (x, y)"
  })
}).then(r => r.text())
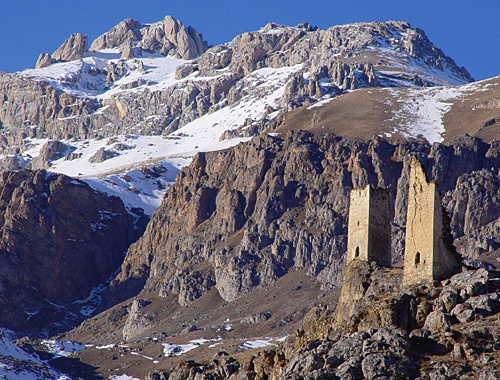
top-left (0, 329), bottom-right (72, 380)
top-left (19, 64), bottom-right (299, 215)
top-left (0, 329), bottom-right (42, 364)
top-left (19, 50), bottom-right (187, 99)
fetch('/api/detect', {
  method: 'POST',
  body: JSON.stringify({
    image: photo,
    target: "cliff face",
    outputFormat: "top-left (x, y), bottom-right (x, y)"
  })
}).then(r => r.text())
top-left (112, 132), bottom-right (500, 314)
top-left (0, 169), bottom-right (146, 331)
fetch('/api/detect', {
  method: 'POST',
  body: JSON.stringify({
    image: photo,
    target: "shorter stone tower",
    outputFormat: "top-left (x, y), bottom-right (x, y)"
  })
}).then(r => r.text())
top-left (403, 156), bottom-right (461, 285)
top-left (347, 185), bottom-right (391, 266)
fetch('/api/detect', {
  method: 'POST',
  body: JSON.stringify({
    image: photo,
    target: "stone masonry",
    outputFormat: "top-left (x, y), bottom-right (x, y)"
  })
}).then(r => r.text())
top-left (403, 156), bottom-right (461, 285)
top-left (347, 185), bottom-right (391, 266)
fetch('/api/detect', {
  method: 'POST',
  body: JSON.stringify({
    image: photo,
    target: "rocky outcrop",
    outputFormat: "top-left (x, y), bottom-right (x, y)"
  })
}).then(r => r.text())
top-left (90, 15), bottom-right (207, 60)
top-left (0, 169), bottom-right (147, 331)
top-left (0, 72), bottom-right (100, 150)
top-left (0, 155), bottom-right (24, 172)
top-left (89, 147), bottom-right (118, 163)
top-left (35, 52), bottom-right (52, 69)
top-left (29, 140), bottom-right (69, 169)
top-left (146, 263), bottom-right (500, 380)
top-left (90, 18), bottom-right (142, 51)
top-left (111, 133), bottom-right (500, 316)
top-left (51, 32), bottom-right (88, 62)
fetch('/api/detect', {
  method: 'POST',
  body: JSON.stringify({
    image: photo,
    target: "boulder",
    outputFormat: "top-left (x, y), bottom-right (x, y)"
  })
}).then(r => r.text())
top-left (424, 310), bottom-right (451, 332)
top-left (89, 147), bottom-right (118, 163)
top-left (35, 52), bottom-right (52, 68)
top-left (30, 140), bottom-right (69, 170)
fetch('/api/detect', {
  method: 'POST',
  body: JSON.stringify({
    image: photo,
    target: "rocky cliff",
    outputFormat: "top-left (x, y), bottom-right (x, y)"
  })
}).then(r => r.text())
top-left (111, 132), bottom-right (500, 333)
top-left (0, 169), bottom-right (147, 332)
top-left (0, 20), bottom-right (473, 154)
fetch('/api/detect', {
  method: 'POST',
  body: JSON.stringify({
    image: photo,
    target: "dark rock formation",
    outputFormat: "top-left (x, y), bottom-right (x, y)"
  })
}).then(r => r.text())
top-left (111, 132), bottom-right (500, 326)
top-left (0, 169), bottom-right (146, 331)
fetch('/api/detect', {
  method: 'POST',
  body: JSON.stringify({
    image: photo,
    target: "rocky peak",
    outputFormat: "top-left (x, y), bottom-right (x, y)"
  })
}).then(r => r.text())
top-left (35, 32), bottom-right (89, 69)
top-left (90, 15), bottom-right (208, 60)
top-left (2, 19), bottom-right (478, 159)
top-left (90, 17), bottom-right (142, 51)
top-left (52, 32), bottom-right (88, 62)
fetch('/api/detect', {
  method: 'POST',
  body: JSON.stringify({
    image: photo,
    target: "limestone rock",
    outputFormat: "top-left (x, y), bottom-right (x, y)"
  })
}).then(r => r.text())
top-left (0, 21), bottom-right (474, 148)
top-left (0, 155), bottom-right (24, 172)
top-left (121, 40), bottom-right (136, 59)
top-left (111, 133), bottom-right (500, 312)
top-left (241, 311), bottom-right (271, 324)
top-left (91, 15), bottom-right (208, 60)
top-left (29, 140), bottom-right (68, 170)
top-left (122, 298), bottom-right (156, 342)
top-left (35, 52), bottom-right (52, 69)
top-left (51, 32), bottom-right (88, 62)
top-left (89, 147), bottom-right (118, 163)
top-left (90, 18), bottom-right (142, 51)
top-left (105, 60), bottom-right (131, 86)
top-left (423, 310), bottom-right (451, 332)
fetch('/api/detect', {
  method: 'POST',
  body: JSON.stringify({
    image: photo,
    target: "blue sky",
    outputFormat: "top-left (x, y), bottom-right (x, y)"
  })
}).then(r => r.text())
top-left (0, 1), bottom-right (498, 80)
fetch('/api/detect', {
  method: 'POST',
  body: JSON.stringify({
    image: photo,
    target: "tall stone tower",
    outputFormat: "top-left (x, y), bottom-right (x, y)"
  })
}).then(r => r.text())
top-left (347, 185), bottom-right (391, 266)
top-left (403, 156), bottom-right (461, 285)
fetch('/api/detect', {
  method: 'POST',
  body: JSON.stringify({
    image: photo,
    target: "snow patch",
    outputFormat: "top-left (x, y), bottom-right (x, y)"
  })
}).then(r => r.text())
top-left (41, 340), bottom-right (87, 357)
top-left (385, 81), bottom-right (483, 143)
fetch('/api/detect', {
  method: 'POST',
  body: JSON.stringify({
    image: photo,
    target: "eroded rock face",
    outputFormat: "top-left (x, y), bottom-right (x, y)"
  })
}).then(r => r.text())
top-left (111, 133), bottom-right (500, 316)
top-left (0, 73), bottom-right (100, 150)
top-left (51, 32), bottom-right (89, 62)
top-left (0, 169), bottom-right (146, 331)
top-left (90, 15), bottom-right (207, 60)
top-left (90, 18), bottom-right (142, 51)
top-left (35, 52), bottom-right (52, 69)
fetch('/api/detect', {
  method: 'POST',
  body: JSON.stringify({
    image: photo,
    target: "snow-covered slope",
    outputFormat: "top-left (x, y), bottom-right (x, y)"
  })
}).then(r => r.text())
top-left (21, 50), bottom-right (187, 99)
top-left (18, 64), bottom-right (302, 214)
top-left (0, 329), bottom-right (70, 380)
top-left (274, 75), bottom-right (500, 145)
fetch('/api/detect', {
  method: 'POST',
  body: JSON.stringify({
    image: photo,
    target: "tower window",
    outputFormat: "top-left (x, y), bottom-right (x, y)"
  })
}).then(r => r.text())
top-left (415, 252), bottom-right (421, 267)
top-left (354, 247), bottom-right (360, 258)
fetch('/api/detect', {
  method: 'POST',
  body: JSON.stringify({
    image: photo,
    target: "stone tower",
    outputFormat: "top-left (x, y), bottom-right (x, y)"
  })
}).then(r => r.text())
top-left (347, 185), bottom-right (391, 266)
top-left (403, 156), bottom-right (461, 285)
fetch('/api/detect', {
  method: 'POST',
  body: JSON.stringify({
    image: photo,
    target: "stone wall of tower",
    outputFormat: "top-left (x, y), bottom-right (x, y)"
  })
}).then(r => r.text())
top-left (403, 156), bottom-right (460, 285)
top-left (347, 186), bottom-right (370, 263)
top-left (347, 185), bottom-right (391, 266)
